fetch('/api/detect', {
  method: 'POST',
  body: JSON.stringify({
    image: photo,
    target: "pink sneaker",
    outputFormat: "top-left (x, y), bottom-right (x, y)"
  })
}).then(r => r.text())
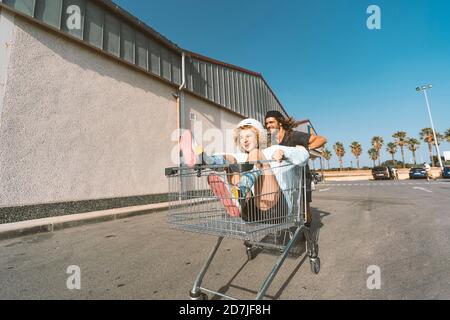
top-left (207, 173), bottom-right (241, 217)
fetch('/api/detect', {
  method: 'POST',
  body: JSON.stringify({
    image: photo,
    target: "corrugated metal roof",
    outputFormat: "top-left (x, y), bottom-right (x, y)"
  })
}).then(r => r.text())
top-left (94, 0), bottom-right (182, 53)
top-left (93, 0), bottom-right (290, 118)
top-left (0, 0), bottom-right (291, 119)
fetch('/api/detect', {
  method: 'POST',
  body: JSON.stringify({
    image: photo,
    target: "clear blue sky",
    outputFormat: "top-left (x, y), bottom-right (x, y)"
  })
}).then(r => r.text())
top-left (116, 0), bottom-right (450, 168)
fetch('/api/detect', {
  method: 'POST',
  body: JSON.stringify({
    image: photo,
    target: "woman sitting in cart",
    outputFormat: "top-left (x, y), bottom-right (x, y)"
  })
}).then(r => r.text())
top-left (180, 118), bottom-right (309, 223)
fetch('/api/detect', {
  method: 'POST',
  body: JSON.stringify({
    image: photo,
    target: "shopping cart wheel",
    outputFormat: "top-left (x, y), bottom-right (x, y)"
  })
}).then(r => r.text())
top-left (244, 241), bottom-right (256, 261)
top-left (309, 257), bottom-right (320, 275)
top-left (246, 246), bottom-right (256, 261)
top-left (190, 291), bottom-right (208, 300)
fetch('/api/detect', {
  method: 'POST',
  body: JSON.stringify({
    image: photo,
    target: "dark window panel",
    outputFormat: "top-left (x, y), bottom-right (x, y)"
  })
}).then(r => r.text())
top-left (135, 32), bottom-right (148, 70)
top-left (229, 70), bottom-right (235, 111)
top-left (251, 76), bottom-right (257, 118)
top-left (270, 90), bottom-right (274, 109)
top-left (257, 78), bottom-right (264, 114)
top-left (148, 38), bottom-right (161, 76)
top-left (248, 76), bottom-right (253, 119)
top-left (103, 12), bottom-right (119, 57)
top-left (161, 47), bottom-right (171, 81)
top-left (242, 73), bottom-right (248, 116)
top-left (246, 75), bottom-right (253, 117)
top-left (243, 74), bottom-right (249, 116)
top-left (85, 1), bottom-right (103, 49)
top-left (245, 74), bottom-right (250, 116)
top-left (206, 64), bottom-right (214, 101)
top-left (192, 59), bottom-right (201, 95)
top-left (248, 75), bottom-right (253, 117)
top-left (192, 59), bottom-right (199, 94)
top-left (252, 77), bottom-right (258, 119)
top-left (120, 23), bottom-right (135, 64)
top-left (257, 78), bottom-right (264, 121)
top-left (185, 57), bottom-right (193, 91)
top-left (248, 76), bottom-right (252, 116)
top-left (213, 65), bottom-right (219, 104)
top-left (35, 0), bottom-right (62, 28)
top-left (236, 72), bottom-right (242, 114)
top-left (200, 62), bottom-right (207, 97)
top-left (172, 52), bottom-right (181, 85)
top-left (263, 84), bottom-right (268, 117)
top-left (219, 67), bottom-right (225, 106)
top-left (224, 68), bottom-right (230, 109)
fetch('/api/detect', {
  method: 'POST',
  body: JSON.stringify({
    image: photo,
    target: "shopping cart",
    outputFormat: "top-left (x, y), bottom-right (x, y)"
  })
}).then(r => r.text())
top-left (165, 160), bottom-right (320, 300)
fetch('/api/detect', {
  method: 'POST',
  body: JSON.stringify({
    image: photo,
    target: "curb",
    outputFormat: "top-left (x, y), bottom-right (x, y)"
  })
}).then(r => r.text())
top-left (0, 203), bottom-right (169, 241)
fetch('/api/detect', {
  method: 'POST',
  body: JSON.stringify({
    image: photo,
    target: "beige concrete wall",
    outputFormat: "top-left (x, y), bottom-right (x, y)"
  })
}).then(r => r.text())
top-left (185, 94), bottom-right (244, 155)
top-left (0, 15), bottom-right (179, 206)
top-left (0, 10), bottom-right (15, 121)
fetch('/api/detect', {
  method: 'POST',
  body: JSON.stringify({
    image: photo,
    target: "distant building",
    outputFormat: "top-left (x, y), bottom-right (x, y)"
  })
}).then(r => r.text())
top-left (296, 119), bottom-right (324, 170)
top-left (444, 151), bottom-right (450, 161)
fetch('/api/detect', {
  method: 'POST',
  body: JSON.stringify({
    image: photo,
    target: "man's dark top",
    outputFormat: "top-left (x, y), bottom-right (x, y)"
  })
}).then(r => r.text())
top-left (280, 131), bottom-right (309, 150)
top-left (279, 131), bottom-right (312, 203)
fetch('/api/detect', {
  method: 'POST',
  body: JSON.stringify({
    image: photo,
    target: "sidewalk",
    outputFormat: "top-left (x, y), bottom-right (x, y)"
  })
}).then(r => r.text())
top-left (0, 202), bottom-right (169, 241)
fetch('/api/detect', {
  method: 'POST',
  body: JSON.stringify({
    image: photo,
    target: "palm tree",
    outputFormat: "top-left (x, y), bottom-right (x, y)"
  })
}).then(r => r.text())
top-left (350, 142), bottom-right (362, 169)
top-left (368, 148), bottom-right (378, 167)
top-left (445, 129), bottom-right (450, 143)
top-left (406, 138), bottom-right (420, 165)
top-left (371, 136), bottom-right (384, 166)
top-left (333, 142), bottom-right (345, 171)
top-left (420, 128), bottom-right (442, 166)
top-left (392, 131), bottom-right (407, 168)
top-left (436, 132), bottom-right (445, 144)
top-left (322, 148), bottom-right (332, 170)
top-left (435, 132), bottom-right (445, 166)
top-left (420, 128), bottom-right (434, 165)
top-left (386, 142), bottom-right (398, 166)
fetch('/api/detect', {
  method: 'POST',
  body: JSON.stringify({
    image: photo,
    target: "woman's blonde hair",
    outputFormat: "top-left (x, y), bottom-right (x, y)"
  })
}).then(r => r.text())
top-left (233, 125), bottom-right (267, 152)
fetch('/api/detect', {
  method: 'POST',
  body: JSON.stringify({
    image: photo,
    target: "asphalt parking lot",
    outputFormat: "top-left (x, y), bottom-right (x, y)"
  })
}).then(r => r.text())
top-left (1, 180), bottom-right (449, 300)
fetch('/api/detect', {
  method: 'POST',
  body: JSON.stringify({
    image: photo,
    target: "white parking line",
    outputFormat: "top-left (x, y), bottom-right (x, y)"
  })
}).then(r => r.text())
top-left (318, 188), bottom-right (331, 192)
top-left (320, 181), bottom-right (448, 187)
top-left (413, 187), bottom-right (432, 193)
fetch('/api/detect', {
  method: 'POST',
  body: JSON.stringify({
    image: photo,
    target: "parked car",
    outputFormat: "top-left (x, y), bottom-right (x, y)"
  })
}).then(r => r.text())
top-left (409, 167), bottom-right (427, 179)
top-left (372, 166), bottom-right (393, 180)
top-left (442, 166), bottom-right (450, 179)
top-left (311, 171), bottom-right (323, 184)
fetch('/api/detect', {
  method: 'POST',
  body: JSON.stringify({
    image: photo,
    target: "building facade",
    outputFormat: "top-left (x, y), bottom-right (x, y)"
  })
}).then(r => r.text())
top-left (0, 0), bottom-right (290, 223)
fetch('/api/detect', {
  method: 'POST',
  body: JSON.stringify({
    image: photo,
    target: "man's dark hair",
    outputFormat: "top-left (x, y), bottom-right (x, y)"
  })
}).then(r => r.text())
top-left (265, 110), bottom-right (301, 136)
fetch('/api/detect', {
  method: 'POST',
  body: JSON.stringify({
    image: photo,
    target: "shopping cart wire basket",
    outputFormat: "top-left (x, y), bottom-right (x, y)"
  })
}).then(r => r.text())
top-left (165, 161), bottom-right (320, 300)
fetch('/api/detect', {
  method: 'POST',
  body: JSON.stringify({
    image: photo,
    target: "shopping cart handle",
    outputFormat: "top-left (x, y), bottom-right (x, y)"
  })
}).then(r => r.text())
top-left (228, 162), bottom-right (255, 173)
top-left (165, 165), bottom-right (212, 177)
top-left (165, 167), bottom-right (178, 176)
top-left (164, 159), bottom-right (281, 177)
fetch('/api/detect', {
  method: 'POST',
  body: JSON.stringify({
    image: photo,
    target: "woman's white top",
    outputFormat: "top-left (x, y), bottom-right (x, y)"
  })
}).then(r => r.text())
top-left (232, 145), bottom-right (310, 216)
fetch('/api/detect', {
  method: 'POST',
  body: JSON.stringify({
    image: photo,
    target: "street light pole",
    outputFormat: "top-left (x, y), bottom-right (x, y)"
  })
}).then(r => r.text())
top-left (416, 84), bottom-right (444, 170)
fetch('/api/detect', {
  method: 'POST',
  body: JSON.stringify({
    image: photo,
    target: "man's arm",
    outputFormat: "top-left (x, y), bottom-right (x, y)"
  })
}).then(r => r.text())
top-left (268, 145), bottom-right (309, 165)
top-left (282, 145), bottom-right (309, 165)
top-left (309, 134), bottom-right (327, 150)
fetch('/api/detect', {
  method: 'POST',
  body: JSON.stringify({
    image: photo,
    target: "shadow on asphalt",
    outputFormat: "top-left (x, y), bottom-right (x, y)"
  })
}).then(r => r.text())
top-left (210, 259), bottom-right (268, 300)
top-left (259, 207), bottom-right (330, 257)
top-left (210, 207), bottom-right (331, 300)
